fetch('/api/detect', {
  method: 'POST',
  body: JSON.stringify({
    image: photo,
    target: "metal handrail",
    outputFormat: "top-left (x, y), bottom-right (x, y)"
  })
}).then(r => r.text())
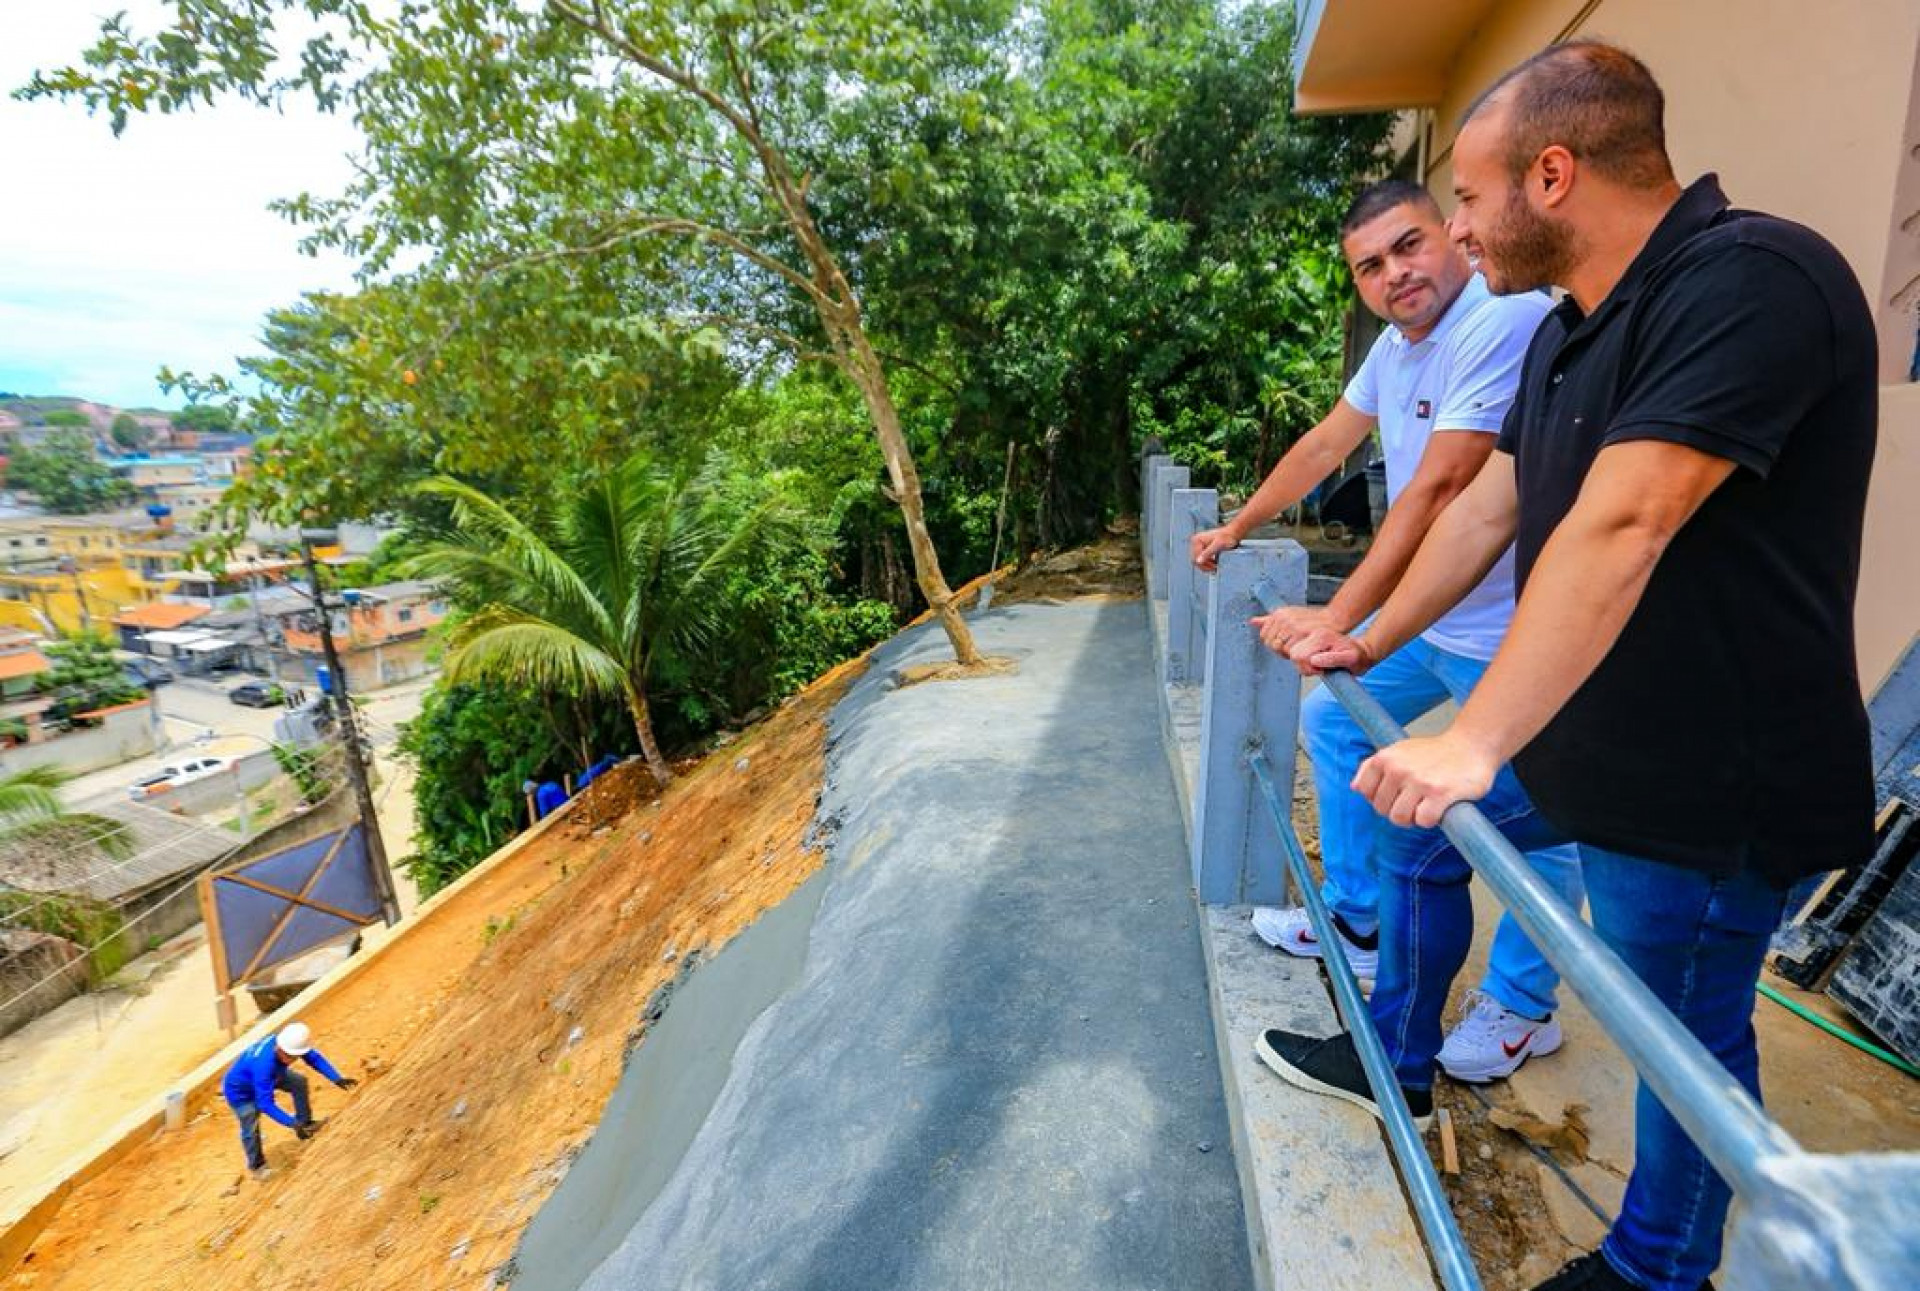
top-left (1248, 747), bottom-right (1481, 1291)
top-left (1249, 579), bottom-right (1803, 1208)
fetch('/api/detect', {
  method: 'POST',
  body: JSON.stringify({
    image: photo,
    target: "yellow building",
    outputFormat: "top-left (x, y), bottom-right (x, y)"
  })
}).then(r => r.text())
top-left (1292, 0), bottom-right (1920, 690)
top-left (0, 509), bottom-right (165, 563)
top-left (0, 562), bottom-right (140, 636)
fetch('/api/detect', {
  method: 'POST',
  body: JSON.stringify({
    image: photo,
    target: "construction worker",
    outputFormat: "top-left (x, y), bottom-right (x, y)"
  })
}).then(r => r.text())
top-left (221, 1021), bottom-right (358, 1180)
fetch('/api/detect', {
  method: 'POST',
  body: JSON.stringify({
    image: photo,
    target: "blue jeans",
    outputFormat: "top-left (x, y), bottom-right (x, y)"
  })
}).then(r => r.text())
top-left (1301, 634), bottom-right (1583, 1018)
top-left (231, 1067), bottom-right (311, 1169)
top-left (1369, 774), bottom-right (1786, 1291)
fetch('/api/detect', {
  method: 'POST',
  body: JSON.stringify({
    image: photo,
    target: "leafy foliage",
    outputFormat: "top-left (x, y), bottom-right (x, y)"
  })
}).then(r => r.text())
top-left (6, 429), bottom-right (134, 513)
top-left (272, 741), bottom-right (335, 806)
top-left (401, 450), bottom-right (805, 783)
top-left (0, 765), bottom-right (135, 864)
top-left (109, 412), bottom-right (151, 450)
top-left (396, 679), bottom-right (632, 896)
top-left (40, 632), bottom-right (144, 718)
top-left (27, 0), bottom-right (1395, 883)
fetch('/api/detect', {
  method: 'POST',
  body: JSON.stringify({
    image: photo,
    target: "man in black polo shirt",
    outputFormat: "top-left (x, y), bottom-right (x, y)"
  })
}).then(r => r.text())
top-left (1258, 40), bottom-right (1876, 1291)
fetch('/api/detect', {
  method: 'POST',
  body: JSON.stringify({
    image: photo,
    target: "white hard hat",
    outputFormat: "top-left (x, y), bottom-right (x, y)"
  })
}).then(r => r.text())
top-left (277, 1022), bottom-right (313, 1056)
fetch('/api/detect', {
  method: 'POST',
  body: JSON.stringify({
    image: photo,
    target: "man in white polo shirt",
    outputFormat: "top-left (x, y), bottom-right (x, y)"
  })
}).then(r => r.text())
top-left (1191, 179), bottom-right (1583, 1081)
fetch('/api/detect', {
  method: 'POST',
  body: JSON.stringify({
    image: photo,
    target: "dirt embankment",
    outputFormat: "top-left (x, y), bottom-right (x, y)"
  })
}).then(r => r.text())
top-left (4, 658), bottom-right (863, 1291)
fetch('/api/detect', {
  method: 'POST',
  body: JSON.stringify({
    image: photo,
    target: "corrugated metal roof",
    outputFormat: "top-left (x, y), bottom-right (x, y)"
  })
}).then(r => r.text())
top-left (0, 800), bottom-right (235, 904)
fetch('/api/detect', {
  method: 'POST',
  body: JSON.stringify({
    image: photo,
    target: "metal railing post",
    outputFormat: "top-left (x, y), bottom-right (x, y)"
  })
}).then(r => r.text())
top-left (1166, 489), bottom-right (1217, 683)
top-left (1146, 461), bottom-right (1189, 600)
top-left (1190, 539), bottom-right (1307, 904)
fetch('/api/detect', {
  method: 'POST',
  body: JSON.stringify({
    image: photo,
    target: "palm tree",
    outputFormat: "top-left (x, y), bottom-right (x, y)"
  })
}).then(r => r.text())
top-left (0, 765), bottom-right (134, 859)
top-left (403, 453), bottom-right (799, 786)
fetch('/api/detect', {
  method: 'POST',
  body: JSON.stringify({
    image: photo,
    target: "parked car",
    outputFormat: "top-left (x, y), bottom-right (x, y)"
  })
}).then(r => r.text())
top-left (228, 681), bottom-right (285, 708)
top-left (122, 658), bottom-right (174, 687)
top-left (128, 756), bottom-right (234, 801)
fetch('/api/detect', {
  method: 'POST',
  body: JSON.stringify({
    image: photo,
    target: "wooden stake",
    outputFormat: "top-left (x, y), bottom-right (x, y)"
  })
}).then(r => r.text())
top-left (1437, 1107), bottom-right (1460, 1175)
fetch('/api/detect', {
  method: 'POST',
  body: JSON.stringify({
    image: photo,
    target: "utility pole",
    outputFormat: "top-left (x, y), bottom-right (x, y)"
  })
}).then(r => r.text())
top-left (300, 532), bottom-right (402, 926)
top-left (247, 572), bottom-right (281, 683)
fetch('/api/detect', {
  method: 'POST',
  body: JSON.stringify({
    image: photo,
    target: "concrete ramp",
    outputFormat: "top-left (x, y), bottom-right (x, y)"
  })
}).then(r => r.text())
top-left (513, 600), bottom-right (1254, 1291)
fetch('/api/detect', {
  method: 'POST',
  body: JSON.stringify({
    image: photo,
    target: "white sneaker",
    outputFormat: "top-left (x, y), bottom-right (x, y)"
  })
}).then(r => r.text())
top-left (1438, 989), bottom-right (1563, 1083)
top-left (249, 1165), bottom-right (274, 1182)
top-left (1249, 907), bottom-right (1379, 984)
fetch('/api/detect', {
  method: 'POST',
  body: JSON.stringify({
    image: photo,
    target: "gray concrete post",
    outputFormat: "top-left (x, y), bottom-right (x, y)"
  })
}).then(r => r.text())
top-left (1139, 454), bottom-right (1171, 571)
top-left (1165, 488), bottom-right (1217, 683)
top-left (1146, 462), bottom-right (1189, 600)
top-left (1190, 539), bottom-right (1309, 905)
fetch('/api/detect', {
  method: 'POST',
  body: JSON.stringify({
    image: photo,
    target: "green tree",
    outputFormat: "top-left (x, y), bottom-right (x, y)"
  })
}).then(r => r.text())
top-left (169, 403), bottom-right (234, 435)
top-left (40, 631), bottom-right (144, 716)
top-left (27, 0), bottom-right (1002, 666)
top-left (40, 409), bottom-right (89, 429)
top-left (397, 680), bottom-right (629, 895)
top-left (7, 430), bottom-right (133, 514)
top-left (401, 452), bottom-right (800, 785)
top-left (109, 412), bottom-right (150, 451)
top-left (0, 765), bottom-right (134, 859)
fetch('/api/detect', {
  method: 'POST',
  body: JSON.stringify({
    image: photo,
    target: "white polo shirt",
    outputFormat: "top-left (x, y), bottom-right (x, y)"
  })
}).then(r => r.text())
top-left (1342, 274), bottom-right (1550, 661)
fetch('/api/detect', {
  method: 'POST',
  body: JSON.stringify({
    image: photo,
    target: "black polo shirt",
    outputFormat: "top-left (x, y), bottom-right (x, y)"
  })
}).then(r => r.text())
top-left (1496, 175), bottom-right (1877, 886)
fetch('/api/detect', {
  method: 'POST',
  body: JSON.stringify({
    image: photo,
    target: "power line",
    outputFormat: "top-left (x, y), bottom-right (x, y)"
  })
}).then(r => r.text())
top-left (0, 845), bottom-right (245, 1018)
top-left (1, 751), bottom-right (351, 928)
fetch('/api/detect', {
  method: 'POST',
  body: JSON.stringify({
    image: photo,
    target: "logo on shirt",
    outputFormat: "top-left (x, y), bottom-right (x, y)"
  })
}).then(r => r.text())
top-left (1415, 399), bottom-right (1433, 420)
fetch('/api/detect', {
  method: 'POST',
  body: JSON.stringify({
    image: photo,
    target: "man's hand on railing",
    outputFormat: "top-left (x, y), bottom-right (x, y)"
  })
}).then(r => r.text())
top-left (1281, 626), bottom-right (1377, 676)
top-left (1190, 524), bottom-right (1239, 571)
top-left (1352, 732), bottom-right (1500, 828)
top-left (1250, 604), bottom-right (1339, 658)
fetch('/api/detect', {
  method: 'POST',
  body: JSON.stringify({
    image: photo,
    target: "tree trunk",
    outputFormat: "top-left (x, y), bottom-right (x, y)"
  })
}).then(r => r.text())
top-left (836, 325), bottom-right (981, 665)
top-left (625, 686), bottom-right (672, 787)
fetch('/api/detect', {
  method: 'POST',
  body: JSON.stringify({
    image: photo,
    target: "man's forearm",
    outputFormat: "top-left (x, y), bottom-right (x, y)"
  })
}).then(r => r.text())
top-left (1324, 479), bottom-right (1453, 631)
top-left (1228, 416), bottom-right (1363, 537)
top-left (1357, 489), bottom-right (1512, 660)
top-left (1448, 509), bottom-right (1665, 764)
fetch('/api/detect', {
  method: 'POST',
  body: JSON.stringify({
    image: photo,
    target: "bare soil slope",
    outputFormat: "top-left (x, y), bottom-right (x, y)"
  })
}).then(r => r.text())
top-left (5, 659), bottom-right (862, 1291)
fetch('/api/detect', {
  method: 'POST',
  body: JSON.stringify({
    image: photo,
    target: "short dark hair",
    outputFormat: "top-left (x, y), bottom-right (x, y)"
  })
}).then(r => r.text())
top-left (1340, 179), bottom-right (1442, 238)
top-left (1463, 39), bottom-right (1674, 188)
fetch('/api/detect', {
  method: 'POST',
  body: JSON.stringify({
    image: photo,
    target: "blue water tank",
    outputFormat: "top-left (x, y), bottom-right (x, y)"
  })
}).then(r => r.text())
top-left (316, 664), bottom-right (333, 695)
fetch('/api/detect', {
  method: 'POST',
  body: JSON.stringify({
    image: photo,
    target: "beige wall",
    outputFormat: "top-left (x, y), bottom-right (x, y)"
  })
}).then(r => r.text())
top-left (1416, 0), bottom-right (1920, 690)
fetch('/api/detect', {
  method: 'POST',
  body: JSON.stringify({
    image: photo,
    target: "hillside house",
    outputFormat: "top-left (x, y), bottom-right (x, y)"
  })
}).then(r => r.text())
top-left (282, 580), bottom-right (448, 691)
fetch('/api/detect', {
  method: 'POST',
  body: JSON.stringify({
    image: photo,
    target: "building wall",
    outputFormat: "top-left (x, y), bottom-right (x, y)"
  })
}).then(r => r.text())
top-left (1415, 0), bottom-right (1920, 690)
top-left (0, 564), bottom-right (139, 636)
top-left (0, 701), bottom-right (159, 777)
top-left (286, 636), bottom-right (435, 693)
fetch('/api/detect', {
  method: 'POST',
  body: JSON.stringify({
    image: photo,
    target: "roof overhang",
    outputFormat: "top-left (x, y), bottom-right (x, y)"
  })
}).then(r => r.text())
top-left (1292, 0), bottom-right (1503, 115)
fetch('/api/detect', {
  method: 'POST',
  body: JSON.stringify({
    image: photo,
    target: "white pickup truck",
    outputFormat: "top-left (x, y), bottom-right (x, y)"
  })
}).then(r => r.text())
top-left (127, 755), bottom-right (234, 801)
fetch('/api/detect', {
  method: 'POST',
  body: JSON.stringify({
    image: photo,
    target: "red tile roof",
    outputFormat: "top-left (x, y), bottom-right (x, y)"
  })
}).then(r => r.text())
top-left (112, 602), bottom-right (211, 630)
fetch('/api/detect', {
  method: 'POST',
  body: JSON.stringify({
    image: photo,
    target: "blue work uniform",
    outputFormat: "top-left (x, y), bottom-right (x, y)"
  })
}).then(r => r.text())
top-left (221, 1035), bottom-right (345, 1169)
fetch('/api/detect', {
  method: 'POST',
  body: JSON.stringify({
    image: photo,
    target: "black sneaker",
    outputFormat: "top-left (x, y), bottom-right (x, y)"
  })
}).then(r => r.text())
top-left (1254, 1028), bottom-right (1433, 1130)
top-left (1531, 1251), bottom-right (1712, 1291)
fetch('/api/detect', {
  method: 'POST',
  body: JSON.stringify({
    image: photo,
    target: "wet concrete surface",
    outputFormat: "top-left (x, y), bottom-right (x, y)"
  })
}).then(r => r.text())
top-left (525, 600), bottom-right (1254, 1291)
top-left (509, 871), bottom-right (831, 1291)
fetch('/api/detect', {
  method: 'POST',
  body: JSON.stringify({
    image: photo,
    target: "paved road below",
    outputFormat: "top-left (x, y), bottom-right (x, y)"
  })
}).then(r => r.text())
top-left (521, 599), bottom-right (1255, 1291)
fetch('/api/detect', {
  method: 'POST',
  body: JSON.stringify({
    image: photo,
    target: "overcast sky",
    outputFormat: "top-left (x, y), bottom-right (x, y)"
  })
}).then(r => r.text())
top-left (0, 2), bottom-right (364, 409)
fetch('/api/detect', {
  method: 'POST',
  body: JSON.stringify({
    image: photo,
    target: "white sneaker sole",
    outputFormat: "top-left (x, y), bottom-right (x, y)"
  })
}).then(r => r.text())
top-left (1250, 911), bottom-right (1378, 988)
top-left (1439, 1022), bottom-right (1565, 1084)
top-left (1255, 1031), bottom-right (1433, 1131)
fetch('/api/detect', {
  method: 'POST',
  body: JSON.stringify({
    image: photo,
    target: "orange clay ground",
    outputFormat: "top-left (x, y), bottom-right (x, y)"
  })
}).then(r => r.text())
top-left (4, 657), bottom-right (863, 1291)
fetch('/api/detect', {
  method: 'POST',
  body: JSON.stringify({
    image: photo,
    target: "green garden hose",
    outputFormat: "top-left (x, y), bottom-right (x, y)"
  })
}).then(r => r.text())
top-left (1756, 981), bottom-right (1920, 1079)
